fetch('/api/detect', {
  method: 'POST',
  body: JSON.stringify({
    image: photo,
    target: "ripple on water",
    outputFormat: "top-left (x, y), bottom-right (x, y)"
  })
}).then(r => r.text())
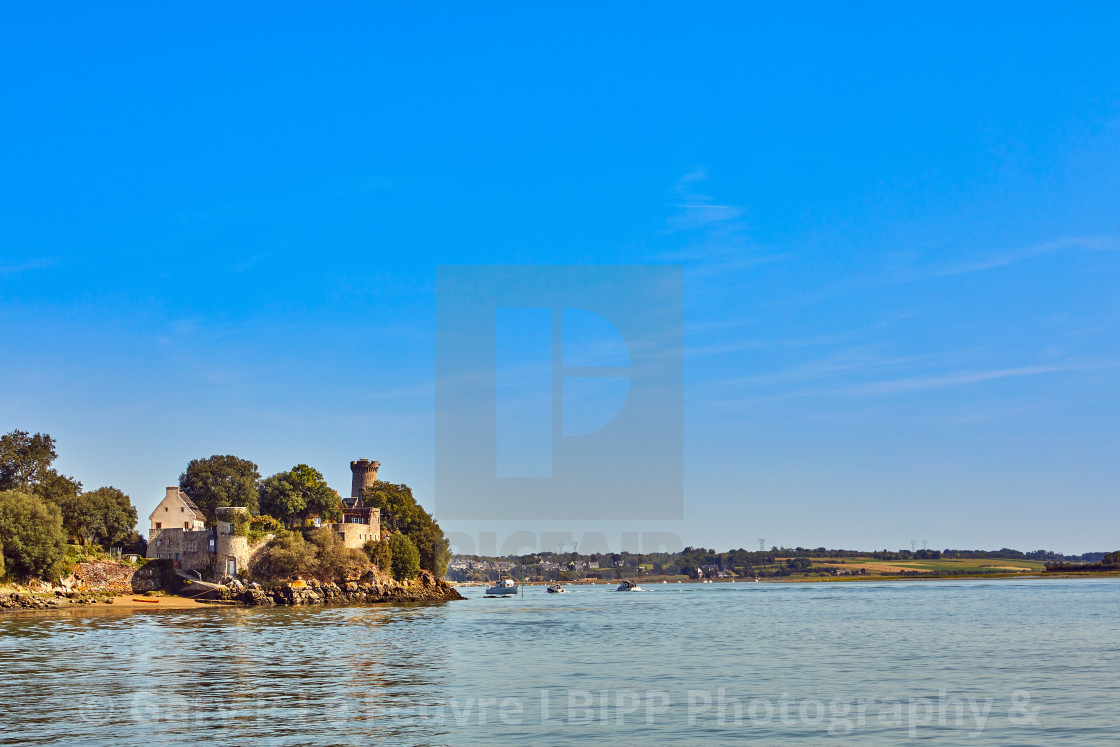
top-left (2, 579), bottom-right (1119, 745)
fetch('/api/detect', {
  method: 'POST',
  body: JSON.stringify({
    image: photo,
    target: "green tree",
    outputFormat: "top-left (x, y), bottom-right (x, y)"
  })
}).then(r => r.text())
top-left (36, 469), bottom-right (82, 506)
top-left (362, 482), bottom-right (450, 576)
top-left (0, 430), bottom-right (57, 491)
top-left (411, 519), bottom-right (451, 578)
top-left (388, 532), bottom-right (421, 582)
top-left (0, 431), bottom-right (83, 512)
top-left (0, 490), bottom-right (66, 581)
top-left (179, 455), bottom-right (261, 522)
top-left (363, 537), bottom-right (392, 573)
top-left (259, 464), bottom-right (341, 526)
top-left (55, 487), bottom-right (138, 548)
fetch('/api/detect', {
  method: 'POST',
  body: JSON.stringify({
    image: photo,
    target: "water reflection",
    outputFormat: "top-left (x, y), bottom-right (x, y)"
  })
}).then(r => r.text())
top-left (1, 580), bottom-right (1119, 745)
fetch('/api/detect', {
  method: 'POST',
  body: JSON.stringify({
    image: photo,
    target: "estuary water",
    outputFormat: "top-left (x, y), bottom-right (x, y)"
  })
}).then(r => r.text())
top-left (2, 578), bottom-right (1118, 745)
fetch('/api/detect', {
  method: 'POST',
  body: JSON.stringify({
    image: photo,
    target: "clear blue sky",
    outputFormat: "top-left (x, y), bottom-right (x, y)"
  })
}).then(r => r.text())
top-left (2, 4), bottom-right (1118, 553)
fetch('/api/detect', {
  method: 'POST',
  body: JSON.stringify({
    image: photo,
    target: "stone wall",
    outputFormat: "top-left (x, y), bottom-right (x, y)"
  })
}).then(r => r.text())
top-left (72, 561), bottom-right (163, 594)
top-left (332, 521), bottom-right (380, 550)
top-left (147, 528), bottom-right (214, 575)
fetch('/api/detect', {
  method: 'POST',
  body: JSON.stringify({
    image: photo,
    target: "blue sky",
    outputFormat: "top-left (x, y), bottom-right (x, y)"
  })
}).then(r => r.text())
top-left (2, 4), bottom-right (1118, 553)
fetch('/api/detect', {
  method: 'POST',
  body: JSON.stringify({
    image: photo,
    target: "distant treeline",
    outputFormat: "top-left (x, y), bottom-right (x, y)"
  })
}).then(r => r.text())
top-left (1045, 551), bottom-right (1120, 573)
top-left (450, 545), bottom-right (1116, 582)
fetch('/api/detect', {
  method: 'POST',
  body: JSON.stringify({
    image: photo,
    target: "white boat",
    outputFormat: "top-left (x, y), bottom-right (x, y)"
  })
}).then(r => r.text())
top-left (616, 579), bottom-right (643, 592)
top-left (485, 578), bottom-right (518, 596)
top-left (546, 584), bottom-right (566, 593)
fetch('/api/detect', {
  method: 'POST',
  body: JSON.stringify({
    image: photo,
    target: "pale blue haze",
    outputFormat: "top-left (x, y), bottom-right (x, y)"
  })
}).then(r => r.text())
top-left (1, 4), bottom-right (1119, 550)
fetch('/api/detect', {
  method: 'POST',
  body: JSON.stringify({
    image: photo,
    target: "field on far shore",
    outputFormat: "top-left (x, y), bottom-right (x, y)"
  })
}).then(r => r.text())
top-left (790, 556), bottom-right (1050, 576)
top-left (457, 556), bottom-right (1095, 586)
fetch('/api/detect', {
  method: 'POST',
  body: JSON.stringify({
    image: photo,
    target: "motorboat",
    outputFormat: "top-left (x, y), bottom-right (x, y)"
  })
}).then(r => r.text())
top-left (546, 584), bottom-right (566, 593)
top-left (616, 579), bottom-right (643, 592)
top-left (485, 578), bottom-right (518, 596)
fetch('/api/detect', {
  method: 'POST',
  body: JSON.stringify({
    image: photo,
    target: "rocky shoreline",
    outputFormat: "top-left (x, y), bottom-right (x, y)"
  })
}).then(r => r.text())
top-left (213, 571), bottom-right (466, 606)
top-left (0, 590), bottom-right (119, 610)
top-left (0, 570), bottom-right (464, 611)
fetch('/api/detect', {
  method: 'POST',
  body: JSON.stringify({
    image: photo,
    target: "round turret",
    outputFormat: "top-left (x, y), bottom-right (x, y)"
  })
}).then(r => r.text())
top-left (350, 458), bottom-right (380, 498)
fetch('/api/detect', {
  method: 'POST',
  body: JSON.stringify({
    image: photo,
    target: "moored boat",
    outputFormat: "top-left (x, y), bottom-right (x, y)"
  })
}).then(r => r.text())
top-left (485, 578), bottom-right (518, 596)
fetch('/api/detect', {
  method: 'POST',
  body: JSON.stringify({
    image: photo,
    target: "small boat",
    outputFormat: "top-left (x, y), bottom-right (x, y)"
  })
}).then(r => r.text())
top-left (616, 579), bottom-right (643, 592)
top-left (485, 577), bottom-right (518, 596)
top-left (546, 584), bottom-right (566, 593)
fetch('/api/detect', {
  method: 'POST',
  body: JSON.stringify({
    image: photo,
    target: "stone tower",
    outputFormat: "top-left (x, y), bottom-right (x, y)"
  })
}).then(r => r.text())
top-left (350, 458), bottom-right (380, 499)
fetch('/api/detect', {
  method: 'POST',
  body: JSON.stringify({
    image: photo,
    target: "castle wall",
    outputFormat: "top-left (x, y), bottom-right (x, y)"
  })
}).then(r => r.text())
top-left (332, 515), bottom-right (380, 550)
top-left (146, 528), bottom-right (214, 575)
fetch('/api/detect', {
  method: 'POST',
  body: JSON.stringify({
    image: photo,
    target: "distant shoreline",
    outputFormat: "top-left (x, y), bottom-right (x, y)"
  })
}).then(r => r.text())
top-left (454, 571), bottom-right (1120, 587)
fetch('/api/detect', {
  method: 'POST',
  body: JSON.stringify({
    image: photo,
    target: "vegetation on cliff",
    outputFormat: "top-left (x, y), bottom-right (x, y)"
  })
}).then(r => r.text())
top-left (388, 532), bottom-right (421, 582)
top-left (249, 527), bottom-right (368, 582)
top-left (361, 482), bottom-right (450, 577)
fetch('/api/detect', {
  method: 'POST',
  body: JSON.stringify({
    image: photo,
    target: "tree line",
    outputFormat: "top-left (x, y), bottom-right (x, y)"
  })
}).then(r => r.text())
top-left (0, 430), bottom-right (451, 584)
top-left (0, 430), bottom-right (141, 581)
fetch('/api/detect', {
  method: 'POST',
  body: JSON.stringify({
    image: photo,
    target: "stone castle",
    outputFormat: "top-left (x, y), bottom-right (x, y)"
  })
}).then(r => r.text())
top-left (147, 459), bottom-right (382, 579)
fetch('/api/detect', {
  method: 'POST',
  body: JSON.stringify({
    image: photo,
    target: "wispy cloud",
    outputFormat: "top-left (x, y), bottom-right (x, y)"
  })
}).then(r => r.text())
top-left (713, 357), bottom-right (1120, 410)
top-left (687, 314), bottom-right (916, 357)
top-left (925, 235), bottom-right (1120, 280)
top-left (669, 169), bottom-right (743, 229)
top-left (659, 169), bottom-right (789, 278)
top-left (838, 364), bottom-right (1063, 396)
top-left (0, 258), bottom-right (56, 275)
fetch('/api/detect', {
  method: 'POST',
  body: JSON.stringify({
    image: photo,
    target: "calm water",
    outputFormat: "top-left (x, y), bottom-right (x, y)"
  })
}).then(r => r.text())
top-left (2, 578), bottom-right (1119, 745)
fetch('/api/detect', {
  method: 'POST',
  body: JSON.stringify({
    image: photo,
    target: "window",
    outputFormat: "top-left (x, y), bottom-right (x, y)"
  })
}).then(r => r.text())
top-left (164, 507), bottom-right (169, 512)
top-left (184, 522), bottom-right (190, 530)
top-left (155, 522), bottom-right (162, 529)
top-left (181, 507), bottom-right (184, 513)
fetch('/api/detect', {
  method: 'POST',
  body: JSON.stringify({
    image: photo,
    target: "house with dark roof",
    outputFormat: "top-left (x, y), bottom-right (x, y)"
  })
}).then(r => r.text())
top-left (147, 486), bottom-right (213, 572)
top-left (335, 490), bottom-right (381, 548)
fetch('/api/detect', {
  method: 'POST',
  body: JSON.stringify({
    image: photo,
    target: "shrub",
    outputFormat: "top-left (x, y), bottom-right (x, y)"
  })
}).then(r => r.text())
top-left (363, 538), bottom-right (392, 574)
top-left (0, 490), bottom-right (66, 581)
top-left (250, 515), bottom-right (284, 533)
top-left (230, 511), bottom-right (251, 537)
top-left (389, 532), bottom-right (421, 582)
top-left (249, 531), bottom-right (319, 581)
top-left (309, 528), bottom-right (367, 581)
